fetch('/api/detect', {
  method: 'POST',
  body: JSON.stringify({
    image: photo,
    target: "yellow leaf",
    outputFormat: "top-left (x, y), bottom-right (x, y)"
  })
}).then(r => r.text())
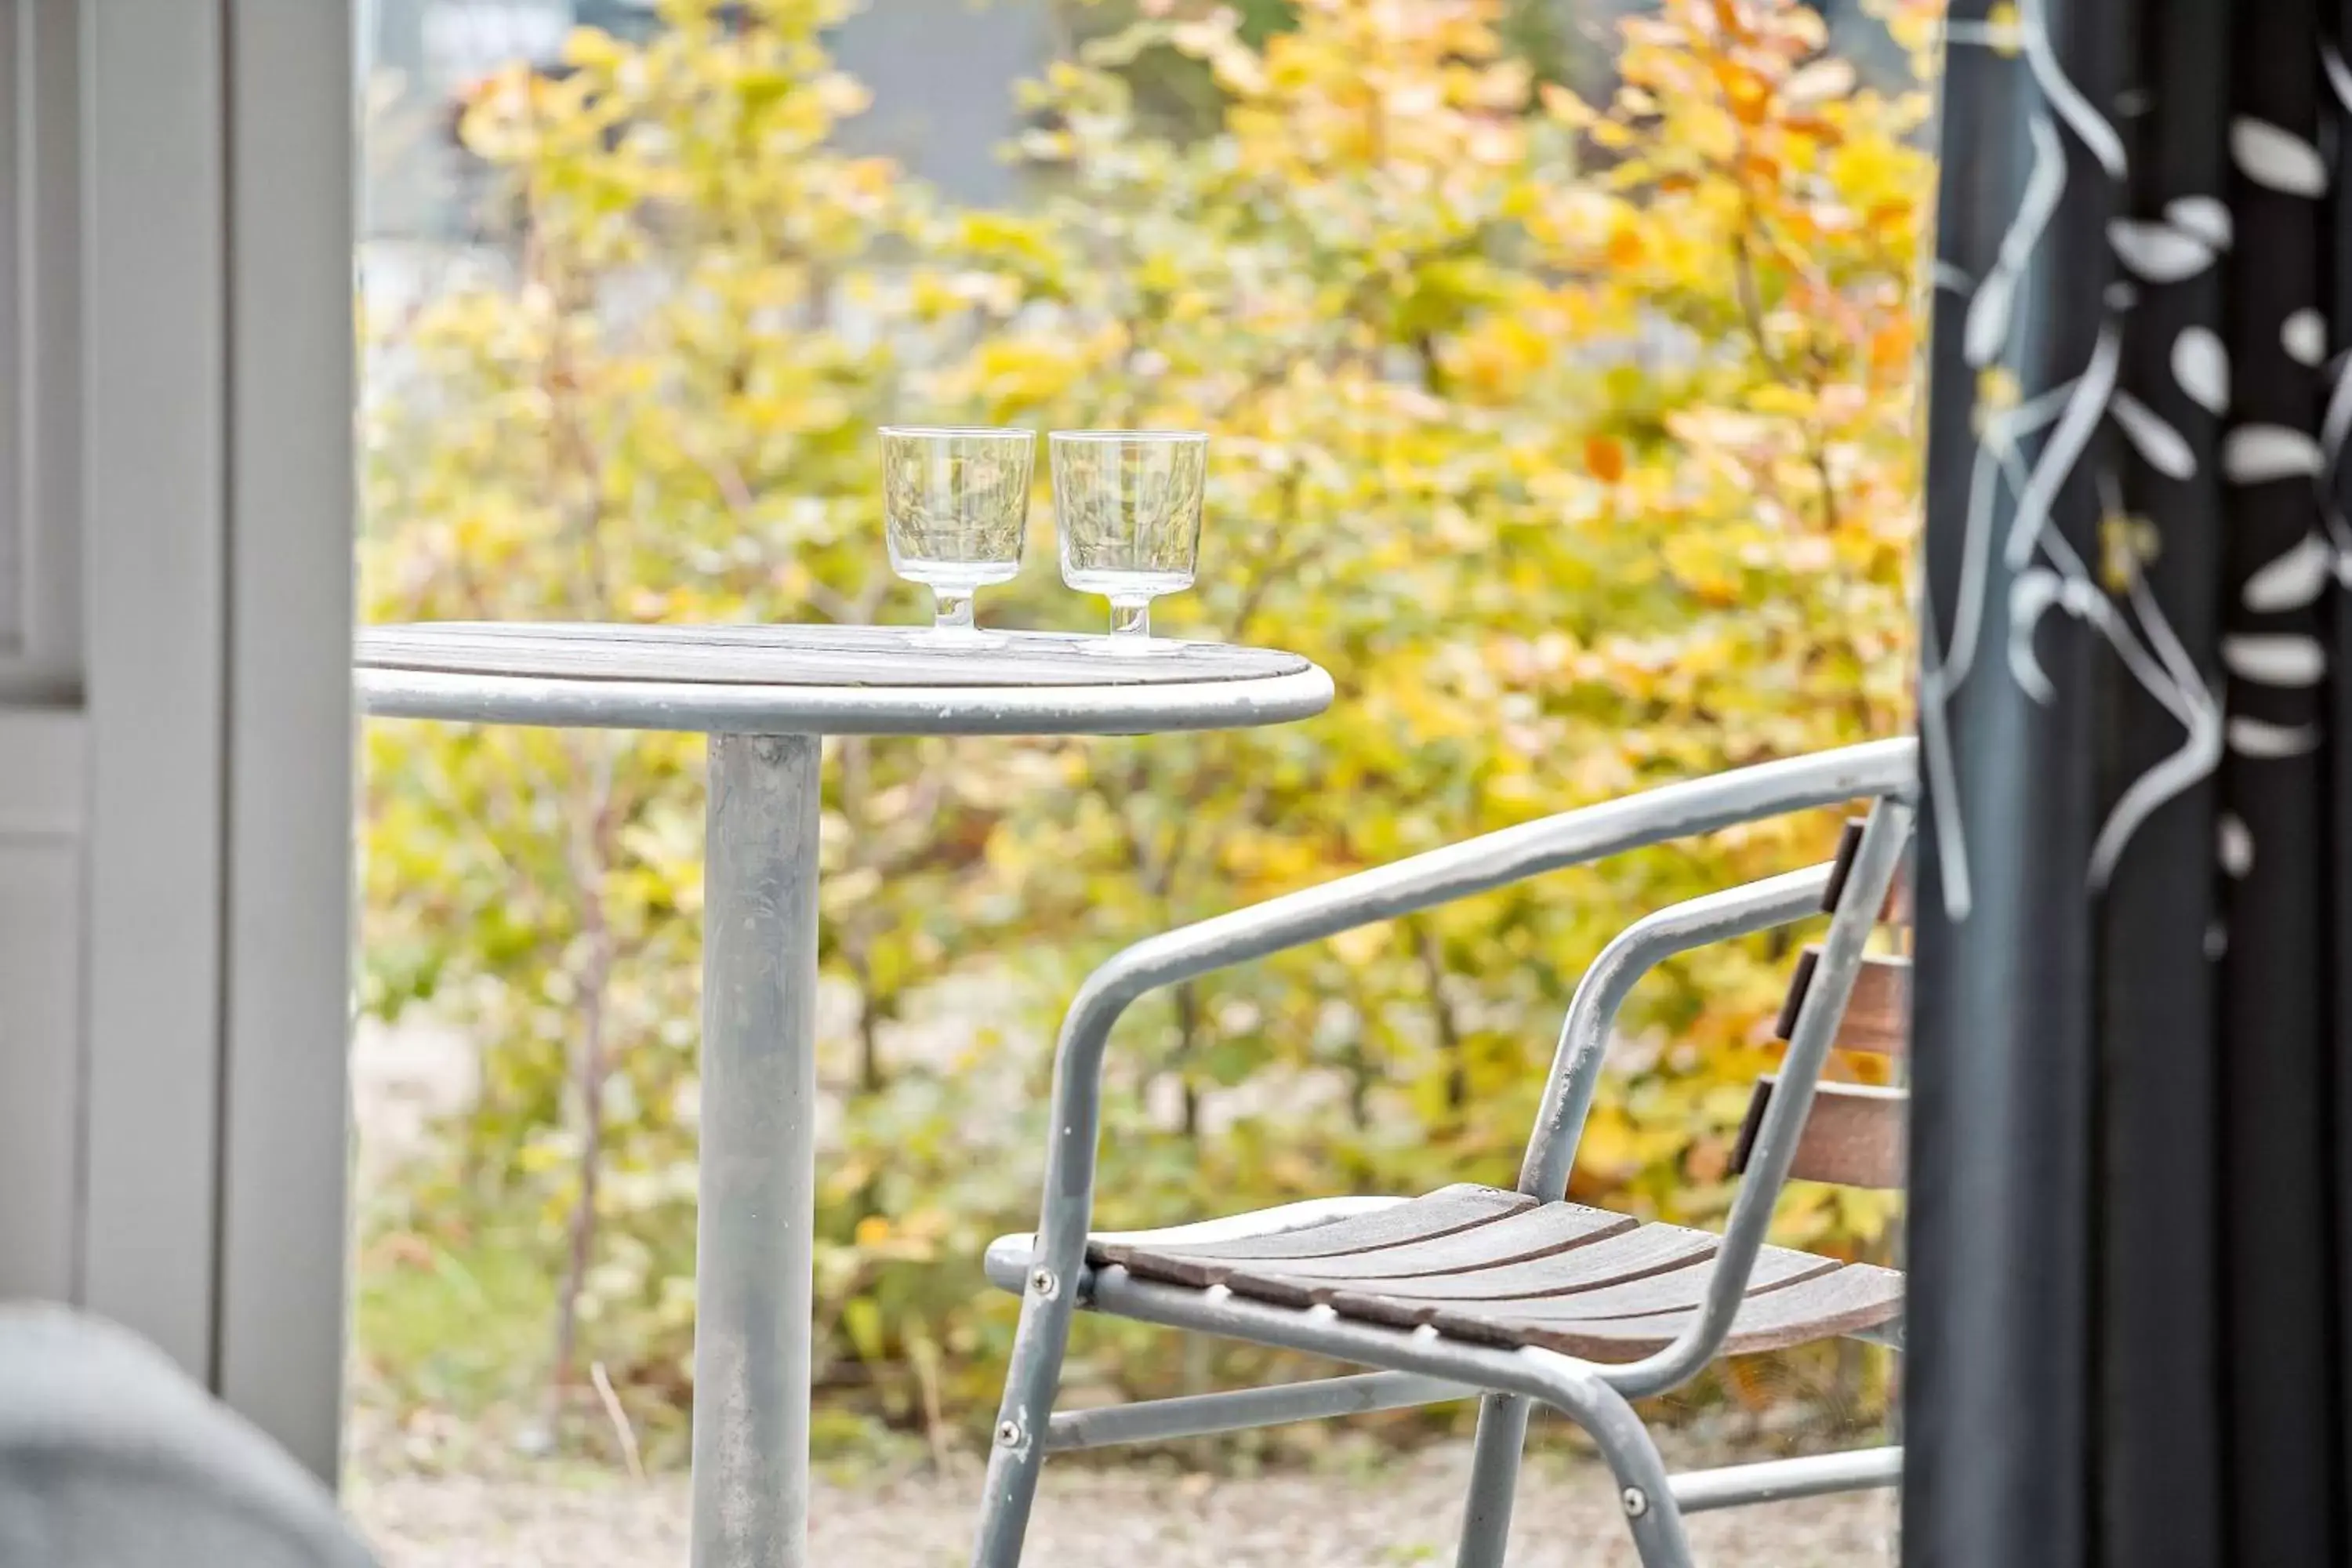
top-left (1331, 923), bottom-right (1393, 967)
top-left (1987, 2), bottom-right (2024, 56)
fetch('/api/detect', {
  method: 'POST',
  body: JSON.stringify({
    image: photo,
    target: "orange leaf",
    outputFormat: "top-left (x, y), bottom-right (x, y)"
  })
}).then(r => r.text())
top-left (1869, 323), bottom-right (1914, 372)
top-left (1724, 74), bottom-right (1769, 125)
top-left (1867, 199), bottom-right (1914, 236)
top-left (1584, 434), bottom-right (1628, 484)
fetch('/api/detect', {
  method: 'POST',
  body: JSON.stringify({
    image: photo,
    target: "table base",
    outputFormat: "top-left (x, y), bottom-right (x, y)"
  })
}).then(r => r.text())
top-left (693, 733), bottom-right (821, 1568)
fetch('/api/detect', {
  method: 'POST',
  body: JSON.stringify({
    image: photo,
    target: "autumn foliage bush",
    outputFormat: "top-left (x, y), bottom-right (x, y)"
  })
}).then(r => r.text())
top-left (358, 0), bottom-right (1936, 1456)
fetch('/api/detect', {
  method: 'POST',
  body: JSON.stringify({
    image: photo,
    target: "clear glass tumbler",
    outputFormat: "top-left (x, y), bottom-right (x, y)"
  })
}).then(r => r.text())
top-left (880, 426), bottom-right (1034, 641)
top-left (1050, 430), bottom-right (1207, 649)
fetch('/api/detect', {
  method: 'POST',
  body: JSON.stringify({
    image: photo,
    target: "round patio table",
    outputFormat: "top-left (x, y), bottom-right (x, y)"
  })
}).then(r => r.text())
top-left (355, 622), bottom-right (1333, 1568)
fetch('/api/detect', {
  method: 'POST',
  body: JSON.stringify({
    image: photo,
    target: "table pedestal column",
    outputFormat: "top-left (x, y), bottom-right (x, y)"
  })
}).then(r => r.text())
top-left (693, 732), bottom-right (822, 1568)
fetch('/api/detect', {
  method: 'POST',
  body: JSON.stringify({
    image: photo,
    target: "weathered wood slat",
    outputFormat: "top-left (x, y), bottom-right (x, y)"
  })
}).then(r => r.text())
top-left (1424, 1249), bottom-right (1839, 1347)
top-left (1503, 1263), bottom-right (1906, 1362)
top-left (1076, 1196), bottom-right (1903, 1364)
top-left (1216, 1203), bottom-right (1636, 1305)
top-left (1773, 948), bottom-right (1911, 1058)
top-left (358, 622), bottom-right (1307, 690)
top-left (1093, 1186), bottom-right (1534, 1287)
top-left (1319, 1224), bottom-right (1721, 1321)
top-left (1732, 1078), bottom-right (1908, 1189)
top-left (1452, 1247), bottom-right (1835, 1325)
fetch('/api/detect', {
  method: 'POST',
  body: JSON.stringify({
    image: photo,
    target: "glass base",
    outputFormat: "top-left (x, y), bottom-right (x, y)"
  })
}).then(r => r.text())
top-left (902, 623), bottom-right (1007, 649)
top-left (1076, 597), bottom-right (1160, 653)
top-left (1078, 633), bottom-right (1164, 656)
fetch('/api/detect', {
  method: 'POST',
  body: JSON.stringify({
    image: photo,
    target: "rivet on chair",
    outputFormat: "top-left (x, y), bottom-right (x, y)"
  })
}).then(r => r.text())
top-left (996, 1418), bottom-right (1025, 1449)
top-left (1029, 1268), bottom-right (1060, 1300)
top-left (1621, 1486), bottom-right (1650, 1519)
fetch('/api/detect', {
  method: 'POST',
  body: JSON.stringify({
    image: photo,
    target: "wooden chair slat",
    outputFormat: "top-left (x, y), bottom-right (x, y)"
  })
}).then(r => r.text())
top-left (1422, 1248), bottom-right (1839, 1344)
top-left (1319, 1225), bottom-right (1721, 1325)
top-left (1730, 1077), bottom-right (1907, 1190)
top-left (1505, 1262), bottom-right (1906, 1362)
top-left (1086, 1203), bottom-right (1905, 1363)
top-left (1214, 1202), bottom-right (1637, 1305)
top-left (1091, 1185), bottom-right (1534, 1287)
top-left (1774, 948), bottom-right (1911, 1058)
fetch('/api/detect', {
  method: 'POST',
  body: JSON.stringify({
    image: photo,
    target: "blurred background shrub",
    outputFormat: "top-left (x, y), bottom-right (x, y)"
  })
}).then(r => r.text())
top-left (355, 0), bottom-right (1936, 1468)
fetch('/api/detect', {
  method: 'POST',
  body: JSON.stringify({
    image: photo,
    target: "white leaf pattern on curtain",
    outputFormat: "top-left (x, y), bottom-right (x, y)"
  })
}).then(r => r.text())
top-left (1912, 5), bottom-right (2352, 1562)
top-left (1920, 0), bottom-right (2347, 906)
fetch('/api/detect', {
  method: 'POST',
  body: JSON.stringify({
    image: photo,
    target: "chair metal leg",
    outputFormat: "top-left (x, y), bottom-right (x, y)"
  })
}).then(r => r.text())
top-left (971, 1276), bottom-right (1081, 1568)
top-left (1455, 1394), bottom-right (1533, 1568)
top-left (972, 1436), bottom-right (1047, 1568)
top-left (1530, 1360), bottom-right (1695, 1568)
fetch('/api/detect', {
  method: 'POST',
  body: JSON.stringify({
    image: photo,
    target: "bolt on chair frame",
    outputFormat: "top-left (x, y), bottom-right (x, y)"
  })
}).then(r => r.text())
top-left (971, 739), bottom-right (1918, 1568)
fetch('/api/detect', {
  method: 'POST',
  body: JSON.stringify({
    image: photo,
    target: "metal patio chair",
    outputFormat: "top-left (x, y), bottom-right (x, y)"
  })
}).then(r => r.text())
top-left (971, 740), bottom-right (1917, 1567)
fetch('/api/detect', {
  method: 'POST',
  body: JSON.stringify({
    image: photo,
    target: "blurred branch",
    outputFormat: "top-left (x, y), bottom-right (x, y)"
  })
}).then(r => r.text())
top-left (1408, 918), bottom-right (1469, 1116)
top-left (548, 731), bottom-right (621, 1409)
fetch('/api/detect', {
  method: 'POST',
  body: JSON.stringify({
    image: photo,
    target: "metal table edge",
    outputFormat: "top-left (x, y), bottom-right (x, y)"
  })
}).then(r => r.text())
top-left (353, 662), bottom-right (1337, 735)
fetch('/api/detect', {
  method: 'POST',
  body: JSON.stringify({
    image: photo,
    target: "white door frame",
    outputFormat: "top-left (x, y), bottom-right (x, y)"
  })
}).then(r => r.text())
top-left (0, 0), bottom-right (355, 1481)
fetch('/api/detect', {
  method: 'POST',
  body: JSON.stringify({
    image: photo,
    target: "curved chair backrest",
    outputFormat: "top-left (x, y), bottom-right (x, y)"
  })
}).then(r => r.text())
top-left (1510, 797), bottom-right (1915, 1396)
top-left (1733, 866), bottom-right (1911, 1192)
top-left (1519, 811), bottom-right (1913, 1202)
top-left (1740, 815), bottom-right (1911, 1189)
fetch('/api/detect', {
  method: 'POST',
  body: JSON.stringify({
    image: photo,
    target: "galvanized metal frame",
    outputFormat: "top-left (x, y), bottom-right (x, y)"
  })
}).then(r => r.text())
top-left (358, 662), bottom-right (1336, 737)
top-left (358, 631), bottom-right (1339, 1568)
top-left (972, 741), bottom-right (1916, 1568)
top-left (1045, 1372), bottom-right (1474, 1452)
top-left (1461, 860), bottom-right (1846, 1567)
top-left (694, 735), bottom-right (824, 1568)
top-left (1669, 1445), bottom-right (1905, 1514)
top-left (973, 860), bottom-right (1904, 1540)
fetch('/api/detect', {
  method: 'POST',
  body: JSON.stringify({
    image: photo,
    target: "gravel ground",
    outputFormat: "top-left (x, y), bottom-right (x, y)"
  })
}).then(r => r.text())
top-left (350, 1443), bottom-right (1895, 1567)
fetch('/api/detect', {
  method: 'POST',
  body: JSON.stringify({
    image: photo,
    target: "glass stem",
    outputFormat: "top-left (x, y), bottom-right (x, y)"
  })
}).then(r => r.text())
top-left (1109, 598), bottom-right (1150, 639)
top-left (934, 590), bottom-right (975, 633)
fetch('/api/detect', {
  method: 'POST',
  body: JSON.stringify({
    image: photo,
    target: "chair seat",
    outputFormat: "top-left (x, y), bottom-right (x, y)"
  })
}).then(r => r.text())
top-left (1083, 1184), bottom-right (1903, 1363)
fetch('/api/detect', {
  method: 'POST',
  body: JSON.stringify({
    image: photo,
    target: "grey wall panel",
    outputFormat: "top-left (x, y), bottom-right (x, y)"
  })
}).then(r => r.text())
top-left (0, 2), bottom-right (22, 652)
top-left (826, 0), bottom-right (1048, 209)
top-left (0, 0), bottom-right (92, 1316)
top-left (20, 0), bottom-right (80, 690)
top-left (78, 0), bottom-right (228, 1380)
top-left (0, 840), bottom-right (82, 1300)
top-left (0, 0), bottom-right (84, 701)
top-left (0, 709), bottom-right (85, 1301)
top-left (215, 0), bottom-right (358, 1484)
top-left (0, 708), bottom-right (82, 837)
top-left (0, 0), bottom-right (92, 1319)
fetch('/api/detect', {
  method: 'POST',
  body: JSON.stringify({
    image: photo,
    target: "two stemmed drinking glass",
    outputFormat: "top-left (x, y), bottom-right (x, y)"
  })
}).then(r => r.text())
top-left (880, 426), bottom-right (1206, 651)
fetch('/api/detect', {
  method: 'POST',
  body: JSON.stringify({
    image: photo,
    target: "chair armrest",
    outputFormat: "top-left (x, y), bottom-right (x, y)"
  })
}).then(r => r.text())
top-left (1068, 739), bottom-right (1915, 1018)
top-left (1022, 740), bottom-right (1916, 1265)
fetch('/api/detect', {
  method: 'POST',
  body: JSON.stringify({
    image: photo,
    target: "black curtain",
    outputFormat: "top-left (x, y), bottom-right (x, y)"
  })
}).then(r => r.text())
top-left (1907, 1), bottom-right (2352, 1564)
